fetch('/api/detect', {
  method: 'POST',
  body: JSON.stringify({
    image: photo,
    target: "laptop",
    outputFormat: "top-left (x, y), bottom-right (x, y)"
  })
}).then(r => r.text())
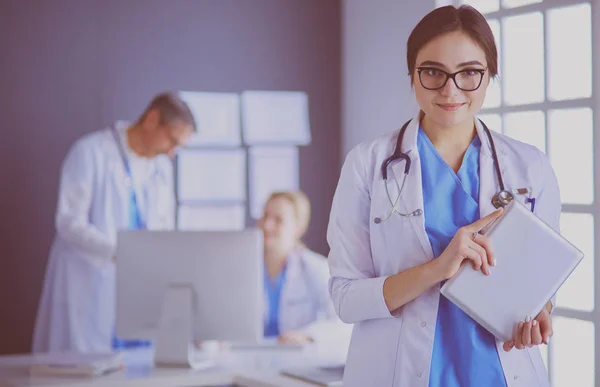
top-left (440, 200), bottom-right (584, 342)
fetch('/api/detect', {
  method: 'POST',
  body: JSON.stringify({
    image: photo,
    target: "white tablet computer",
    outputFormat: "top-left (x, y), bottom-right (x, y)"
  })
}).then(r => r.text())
top-left (440, 200), bottom-right (583, 342)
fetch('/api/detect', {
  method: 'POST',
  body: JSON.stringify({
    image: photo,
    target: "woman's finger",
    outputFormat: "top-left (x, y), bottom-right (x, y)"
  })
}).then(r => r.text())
top-left (514, 321), bottom-right (525, 350)
top-left (461, 244), bottom-right (483, 272)
top-left (531, 319), bottom-right (543, 346)
top-left (537, 312), bottom-right (553, 344)
top-left (466, 240), bottom-right (489, 275)
top-left (503, 340), bottom-right (515, 352)
top-left (468, 208), bottom-right (504, 232)
top-left (473, 234), bottom-right (495, 267)
top-left (521, 316), bottom-right (533, 348)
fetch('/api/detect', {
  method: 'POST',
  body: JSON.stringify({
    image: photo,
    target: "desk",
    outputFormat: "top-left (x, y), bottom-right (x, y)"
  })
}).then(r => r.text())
top-left (0, 346), bottom-right (342, 387)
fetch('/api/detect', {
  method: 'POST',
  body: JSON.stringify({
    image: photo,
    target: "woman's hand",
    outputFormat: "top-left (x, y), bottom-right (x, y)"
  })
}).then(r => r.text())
top-left (433, 208), bottom-right (503, 281)
top-left (278, 331), bottom-right (314, 345)
top-left (504, 303), bottom-right (553, 352)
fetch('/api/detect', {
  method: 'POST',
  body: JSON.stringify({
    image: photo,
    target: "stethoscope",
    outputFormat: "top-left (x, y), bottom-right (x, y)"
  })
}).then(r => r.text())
top-left (111, 128), bottom-right (151, 228)
top-left (374, 118), bottom-right (514, 224)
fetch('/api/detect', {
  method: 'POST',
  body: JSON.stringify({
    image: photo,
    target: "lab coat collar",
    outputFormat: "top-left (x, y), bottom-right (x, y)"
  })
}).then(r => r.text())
top-left (114, 120), bottom-right (131, 132)
top-left (474, 116), bottom-right (507, 160)
top-left (478, 118), bottom-right (508, 218)
top-left (397, 112), bottom-right (421, 156)
top-left (284, 248), bottom-right (305, 280)
top-left (390, 113), bottom-right (433, 259)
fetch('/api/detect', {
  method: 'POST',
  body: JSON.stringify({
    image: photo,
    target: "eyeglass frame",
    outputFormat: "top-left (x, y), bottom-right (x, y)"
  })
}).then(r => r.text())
top-left (416, 67), bottom-right (487, 91)
top-left (160, 123), bottom-right (193, 152)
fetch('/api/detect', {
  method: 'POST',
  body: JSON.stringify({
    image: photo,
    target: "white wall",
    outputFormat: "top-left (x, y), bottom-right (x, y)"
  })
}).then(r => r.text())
top-left (341, 0), bottom-right (437, 158)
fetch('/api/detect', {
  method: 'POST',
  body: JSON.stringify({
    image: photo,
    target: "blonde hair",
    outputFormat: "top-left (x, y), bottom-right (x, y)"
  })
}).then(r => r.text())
top-left (265, 190), bottom-right (311, 244)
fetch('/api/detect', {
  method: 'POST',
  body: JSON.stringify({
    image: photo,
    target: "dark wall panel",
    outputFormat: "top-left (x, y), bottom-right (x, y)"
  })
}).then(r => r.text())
top-left (0, 0), bottom-right (341, 354)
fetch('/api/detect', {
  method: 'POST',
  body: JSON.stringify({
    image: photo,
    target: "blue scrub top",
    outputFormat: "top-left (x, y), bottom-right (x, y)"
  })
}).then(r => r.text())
top-left (264, 265), bottom-right (288, 337)
top-left (128, 188), bottom-right (146, 230)
top-left (417, 128), bottom-right (507, 387)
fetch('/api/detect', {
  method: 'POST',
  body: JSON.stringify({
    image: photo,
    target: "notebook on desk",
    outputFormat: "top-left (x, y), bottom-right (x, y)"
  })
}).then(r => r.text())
top-left (440, 200), bottom-right (584, 342)
top-left (281, 365), bottom-right (344, 386)
top-left (28, 352), bottom-right (124, 377)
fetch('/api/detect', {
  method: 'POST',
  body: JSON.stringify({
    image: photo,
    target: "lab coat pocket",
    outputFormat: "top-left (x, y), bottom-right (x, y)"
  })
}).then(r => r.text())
top-left (66, 255), bottom-right (115, 340)
top-left (526, 346), bottom-right (550, 386)
top-left (369, 177), bottom-right (429, 276)
top-left (370, 212), bottom-right (428, 276)
top-left (343, 318), bottom-right (403, 386)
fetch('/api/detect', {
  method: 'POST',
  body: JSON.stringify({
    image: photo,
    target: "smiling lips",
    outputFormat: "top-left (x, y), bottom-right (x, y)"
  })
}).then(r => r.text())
top-left (437, 103), bottom-right (466, 111)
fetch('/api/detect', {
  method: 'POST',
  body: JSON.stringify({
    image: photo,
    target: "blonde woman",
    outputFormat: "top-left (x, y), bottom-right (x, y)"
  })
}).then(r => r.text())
top-left (258, 191), bottom-right (348, 345)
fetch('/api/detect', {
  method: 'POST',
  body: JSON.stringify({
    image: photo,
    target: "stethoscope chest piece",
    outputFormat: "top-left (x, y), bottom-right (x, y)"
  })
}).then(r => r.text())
top-left (491, 189), bottom-right (514, 209)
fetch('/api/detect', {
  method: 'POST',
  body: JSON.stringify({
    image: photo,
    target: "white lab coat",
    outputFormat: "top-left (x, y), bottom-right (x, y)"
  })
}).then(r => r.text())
top-left (327, 113), bottom-right (561, 387)
top-left (33, 122), bottom-right (175, 353)
top-left (265, 248), bottom-right (352, 352)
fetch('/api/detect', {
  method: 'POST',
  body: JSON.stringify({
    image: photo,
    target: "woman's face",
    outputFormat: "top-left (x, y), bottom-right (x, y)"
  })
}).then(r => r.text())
top-left (258, 197), bottom-right (299, 256)
top-left (413, 31), bottom-right (490, 129)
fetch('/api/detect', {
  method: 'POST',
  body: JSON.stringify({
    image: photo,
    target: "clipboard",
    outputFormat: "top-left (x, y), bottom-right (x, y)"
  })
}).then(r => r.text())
top-left (440, 200), bottom-right (584, 342)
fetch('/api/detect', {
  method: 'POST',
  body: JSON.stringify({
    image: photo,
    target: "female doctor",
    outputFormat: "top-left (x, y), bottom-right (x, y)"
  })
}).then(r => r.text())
top-left (327, 5), bottom-right (560, 387)
top-left (258, 191), bottom-right (350, 347)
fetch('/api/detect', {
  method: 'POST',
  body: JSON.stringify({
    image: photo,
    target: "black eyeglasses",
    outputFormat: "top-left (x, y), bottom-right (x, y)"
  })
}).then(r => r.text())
top-left (416, 67), bottom-right (487, 91)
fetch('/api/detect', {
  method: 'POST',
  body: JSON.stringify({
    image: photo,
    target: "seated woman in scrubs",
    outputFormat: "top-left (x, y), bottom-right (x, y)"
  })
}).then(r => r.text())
top-left (258, 191), bottom-right (347, 345)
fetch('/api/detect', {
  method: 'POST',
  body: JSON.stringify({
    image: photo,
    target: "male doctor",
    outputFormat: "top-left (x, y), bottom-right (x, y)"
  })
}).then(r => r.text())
top-left (33, 92), bottom-right (196, 353)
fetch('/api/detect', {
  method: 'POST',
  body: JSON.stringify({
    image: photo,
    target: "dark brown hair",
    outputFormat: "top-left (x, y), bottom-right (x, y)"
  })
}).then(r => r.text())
top-left (407, 5), bottom-right (498, 83)
top-left (138, 92), bottom-right (197, 132)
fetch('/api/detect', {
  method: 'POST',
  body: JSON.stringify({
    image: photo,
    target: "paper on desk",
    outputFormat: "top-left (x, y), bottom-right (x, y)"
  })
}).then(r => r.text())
top-left (249, 146), bottom-right (299, 219)
top-left (177, 149), bottom-right (246, 201)
top-left (241, 91), bottom-right (311, 145)
top-left (178, 91), bottom-right (241, 147)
